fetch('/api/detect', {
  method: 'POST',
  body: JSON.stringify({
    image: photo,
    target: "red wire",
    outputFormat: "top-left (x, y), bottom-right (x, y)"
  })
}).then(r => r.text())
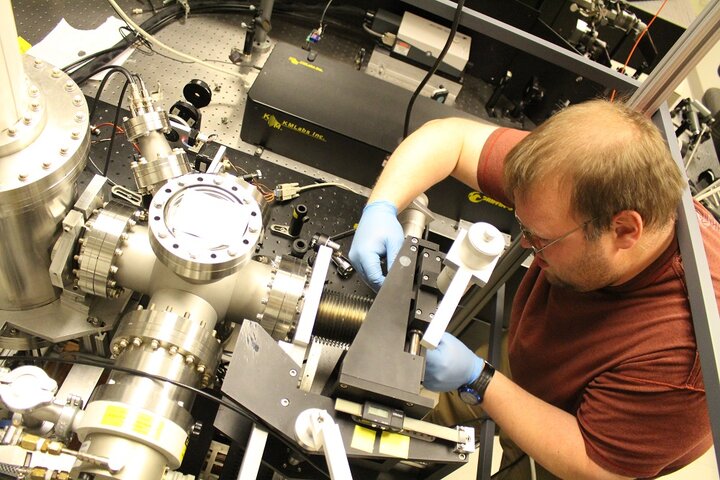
top-left (610, 0), bottom-right (669, 102)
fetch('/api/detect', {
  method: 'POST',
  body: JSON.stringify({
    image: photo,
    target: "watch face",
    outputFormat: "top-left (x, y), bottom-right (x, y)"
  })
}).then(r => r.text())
top-left (458, 386), bottom-right (481, 405)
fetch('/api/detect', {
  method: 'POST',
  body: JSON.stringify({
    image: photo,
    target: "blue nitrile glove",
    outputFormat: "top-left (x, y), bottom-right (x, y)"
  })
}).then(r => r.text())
top-left (348, 200), bottom-right (405, 291)
top-left (424, 332), bottom-right (485, 392)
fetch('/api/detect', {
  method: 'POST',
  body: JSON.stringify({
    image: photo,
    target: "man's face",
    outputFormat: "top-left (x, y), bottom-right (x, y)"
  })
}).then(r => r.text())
top-left (513, 181), bottom-right (622, 292)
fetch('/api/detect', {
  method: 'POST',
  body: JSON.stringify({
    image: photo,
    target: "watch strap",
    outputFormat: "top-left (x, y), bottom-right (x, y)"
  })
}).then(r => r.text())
top-left (468, 361), bottom-right (495, 403)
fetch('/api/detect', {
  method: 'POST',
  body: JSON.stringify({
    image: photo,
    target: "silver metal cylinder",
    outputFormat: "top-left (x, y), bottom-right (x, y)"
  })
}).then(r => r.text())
top-left (0, 1), bottom-right (26, 132)
top-left (398, 193), bottom-right (430, 239)
top-left (0, 56), bottom-right (89, 310)
top-left (74, 294), bottom-right (221, 479)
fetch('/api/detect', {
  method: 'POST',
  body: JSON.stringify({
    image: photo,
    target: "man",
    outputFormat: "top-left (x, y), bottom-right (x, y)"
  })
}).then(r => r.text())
top-left (349, 100), bottom-right (718, 479)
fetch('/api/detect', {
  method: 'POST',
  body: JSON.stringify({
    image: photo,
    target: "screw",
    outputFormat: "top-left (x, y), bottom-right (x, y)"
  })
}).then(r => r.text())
top-left (51, 68), bottom-right (62, 78)
top-left (23, 114), bottom-right (32, 125)
top-left (415, 309), bottom-right (422, 315)
top-left (59, 146), bottom-right (68, 155)
top-left (64, 80), bottom-right (75, 92)
top-left (423, 275), bottom-right (429, 281)
top-left (459, 453), bottom-right (466, 461)
top-left (18, 173), bottom-right (28, 181)
top-left (29, 86), bottom-right (40, 97)
top-left (150, 340), bottom-right (160, 350)
top-left (168, 346), bottom-right (178, 355)
top-left (71, 130), bottom-right (80, 140)
top-left (72, 95), bottom-right (83, 106)
top-left (410, 246), bottom-right (417, 252)
top-left (74, 112), bottom-right (84, 122)
top-left (289, 369), bottom-right (297, 377)
top-left (411, 237), bottom-right (418, 244)
top-left (132, 337), bottom-right (142, 347)
top-left (280, 398), bottom-right (289, 407)
top-left (30, 102), bottom-right (40, 112)
top-left (7, 127), bottom-right (16, 136)
top-left (42, 161), bottom-right (52, 169)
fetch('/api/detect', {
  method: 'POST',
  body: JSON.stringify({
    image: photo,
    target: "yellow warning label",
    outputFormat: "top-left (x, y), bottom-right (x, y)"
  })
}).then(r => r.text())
top-left (350, 425), bottom-right (376, 453)
top-left (288, 56), bottom-right (324, 73)
top-left (101, 405), bottom-right (127, 427)
top-left (467, 191), bottom-right (512, 210)
top-left (262, 113), bottom-right (326, 142)
top-left (379, 431), bottom-right (410, 459)
top-left (134, 412), bottom-right (153, 436)
top-left (154, 420), bottom-right (165, 441)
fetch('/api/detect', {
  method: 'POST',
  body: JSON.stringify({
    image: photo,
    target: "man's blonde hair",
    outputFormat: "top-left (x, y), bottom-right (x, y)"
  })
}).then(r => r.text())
top-left (504, 100), bottom-right (685, 236)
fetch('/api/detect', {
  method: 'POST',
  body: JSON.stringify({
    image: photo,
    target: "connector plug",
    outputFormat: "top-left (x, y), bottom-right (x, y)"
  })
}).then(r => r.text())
top-left (274, 182), bottom-right (301, 202)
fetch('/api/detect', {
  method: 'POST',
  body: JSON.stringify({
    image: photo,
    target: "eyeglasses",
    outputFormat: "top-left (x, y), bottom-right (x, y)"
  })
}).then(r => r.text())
top-left (514, 213), bottom-right (594, 255)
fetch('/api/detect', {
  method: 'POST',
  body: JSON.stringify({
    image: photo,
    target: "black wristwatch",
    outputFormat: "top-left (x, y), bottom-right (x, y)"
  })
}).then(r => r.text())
top-left (458, 362), bottom-right (496, 405)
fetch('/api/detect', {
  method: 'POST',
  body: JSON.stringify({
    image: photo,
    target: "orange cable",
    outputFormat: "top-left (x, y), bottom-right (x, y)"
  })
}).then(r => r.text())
top-left (610, 0), bottom-right (669, 102)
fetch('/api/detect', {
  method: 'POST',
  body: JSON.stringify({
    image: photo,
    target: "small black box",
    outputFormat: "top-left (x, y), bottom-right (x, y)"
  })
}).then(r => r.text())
top-left (241, 42), bottom-right (514, 230)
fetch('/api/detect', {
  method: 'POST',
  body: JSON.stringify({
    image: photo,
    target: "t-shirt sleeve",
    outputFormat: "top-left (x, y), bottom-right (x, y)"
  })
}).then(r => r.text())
top-left (577, 354), bottom-right (711, 478)
top-left (476, 127), bottom-right (530, 206)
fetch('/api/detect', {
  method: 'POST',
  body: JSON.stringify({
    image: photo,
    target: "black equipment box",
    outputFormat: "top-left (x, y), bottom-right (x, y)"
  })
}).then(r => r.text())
top-left (241, 42), bottom-right (515, 231)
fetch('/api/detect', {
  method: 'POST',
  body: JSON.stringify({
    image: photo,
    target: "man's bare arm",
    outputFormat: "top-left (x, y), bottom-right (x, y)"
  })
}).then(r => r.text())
top-left (368, 118), bottom-right (497, 209)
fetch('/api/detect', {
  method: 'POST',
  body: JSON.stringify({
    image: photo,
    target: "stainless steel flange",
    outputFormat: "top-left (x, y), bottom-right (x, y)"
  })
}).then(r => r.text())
top-left (148, 173), bottom-right (264, 282)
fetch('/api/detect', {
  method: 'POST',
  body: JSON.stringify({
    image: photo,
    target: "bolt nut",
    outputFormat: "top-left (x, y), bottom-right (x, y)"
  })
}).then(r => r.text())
top-left (64, 80), bottom-right (75, 92)
top-left (150, 340), bottom-right (160, 350)
top-left (72, 95), bottom-right (83, 106)
top-left (51, 68), bottom-right (62, 78)
top-left (7, 127), bottom-right (16, 137)
top-left (132, 337), bottom-right (142, 347)
top-left (168, 346), bottom-right (178, 355)
top-left (185, 355), bottom-right (195, 365)
top-left (71, 130), bottom-right (80, 140)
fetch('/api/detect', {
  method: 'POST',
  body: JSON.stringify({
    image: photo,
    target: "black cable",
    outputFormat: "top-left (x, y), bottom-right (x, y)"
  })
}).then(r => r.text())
top-left (402, 0), bottom-right (466, 139)
top-left (103, 79), bottom-right (132, 177)
top-left (87, 66), bottom-right (135, 126)
top-left (0, 353), bottom-right (333, 480)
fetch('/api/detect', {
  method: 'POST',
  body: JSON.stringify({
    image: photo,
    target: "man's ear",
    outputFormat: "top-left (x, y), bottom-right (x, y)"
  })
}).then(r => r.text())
top-left (612, 210), bottom-right (643, 249)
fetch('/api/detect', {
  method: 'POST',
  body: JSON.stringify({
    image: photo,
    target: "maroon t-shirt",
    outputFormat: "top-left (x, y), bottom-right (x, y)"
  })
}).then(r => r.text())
top-left (476, 128), bottom-right (716, 478)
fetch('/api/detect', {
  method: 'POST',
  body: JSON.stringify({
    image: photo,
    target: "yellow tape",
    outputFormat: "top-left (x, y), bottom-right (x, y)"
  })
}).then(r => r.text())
top-left (101, 405), bottom-right (127, 427)
top-left (379, 432), bottom-right (410, 459)
top-left (134, 412), bottom-right (153, 435)
top-left (17, 37), bottom-right (31, 54)
top-left (350, 425), bottom-right (376, 453)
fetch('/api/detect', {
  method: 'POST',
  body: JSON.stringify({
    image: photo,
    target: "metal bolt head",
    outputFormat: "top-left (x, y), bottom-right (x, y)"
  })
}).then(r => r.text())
top-left (289, 369), bottom-right (297, 377)
top-left (7, 127), bottom-right (16, 136)
top-left (59, 146), bottom-right (68, 155)
top-left (119, 339), bottom-right (129, 348)
top-left (150, 340), bottom-right (160, 350)
top-left (197, 364), bottom-right (206, 374)
top-left (72, 95), bottom-right (83, 106)
top-left (64, 80), bottom-right (75, 92)
top-left (168, 345), bottom-right (178, 355)
top-left (42, 161), bottom-right (52, 170)
top-left (51, 67), bottom-right (62, 78)
top-left (71, 130), bottom-right (80, 140)
top-left (132, 337), bottom-right (142, 347)
top-left (74, 112), bottom-right (84, 122)
top-left (280, 398), bottom-right (290, 407)
top-left (18, 172), bottom-right (28, 181)
top-left (30, 101), bottom-right (40, 112)
top-left (185, 355), bottom-right (195, 365)
top-left (415, 309), bottom-right (422, 315)
top-left (29, 86), bottom-right (40, 97)
top-left (411, 237), bottom-right (418, 244)
top-left (23, 114), bottom-right (32, 125)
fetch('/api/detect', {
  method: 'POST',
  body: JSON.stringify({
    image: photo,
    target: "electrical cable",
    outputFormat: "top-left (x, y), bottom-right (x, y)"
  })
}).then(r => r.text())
top-left (68, 2), bottom-right (252, 84)
top-left (296, 182), bottom-right (350, 193)
top-left (86, 65), bottom-right (136, 124)
top-left (0, 353), bottom-right (333, 480)
top-left (362, 23), bottom-right (384, 39)
top-left (609, 0), bottom-right (668, 102)
top-left (402, 0), bottom-right (466, 139)
top-left (103, 79), bottom-right (132, 177)
top-left (106, 0), bottom-right (245, 81)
